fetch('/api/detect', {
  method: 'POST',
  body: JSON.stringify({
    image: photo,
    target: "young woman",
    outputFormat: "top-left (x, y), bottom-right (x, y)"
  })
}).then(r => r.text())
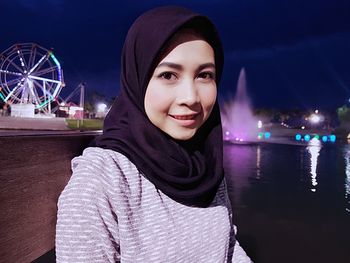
top-left (56, 6), bottom-right (252, 263)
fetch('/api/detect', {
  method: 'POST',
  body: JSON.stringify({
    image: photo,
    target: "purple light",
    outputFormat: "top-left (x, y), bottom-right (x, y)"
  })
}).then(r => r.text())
top-left (221, 68), bottom-right (259, 142)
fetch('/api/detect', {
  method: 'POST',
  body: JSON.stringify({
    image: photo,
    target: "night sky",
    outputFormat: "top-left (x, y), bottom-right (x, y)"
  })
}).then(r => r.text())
top-left (2, 0), bottom-right (350, 109)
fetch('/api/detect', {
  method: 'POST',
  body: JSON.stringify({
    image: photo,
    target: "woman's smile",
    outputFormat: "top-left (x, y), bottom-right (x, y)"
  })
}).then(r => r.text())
top-left (169, 113), bottom-right (200, 126)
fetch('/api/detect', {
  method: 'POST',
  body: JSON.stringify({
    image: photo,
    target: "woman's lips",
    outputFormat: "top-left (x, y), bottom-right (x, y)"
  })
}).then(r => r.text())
top-left (170, 114), bottom-right (198, 120)
top-left (169, 113), bottom-right (199, 126)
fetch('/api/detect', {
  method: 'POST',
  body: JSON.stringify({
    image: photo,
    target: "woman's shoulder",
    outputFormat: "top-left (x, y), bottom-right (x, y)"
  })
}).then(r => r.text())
top-left (72, 146), bottom-right (130, 169)
top-left (71, 147), bottom-right (140, 178)
top-left (68, 147), bottom-right (142, 194)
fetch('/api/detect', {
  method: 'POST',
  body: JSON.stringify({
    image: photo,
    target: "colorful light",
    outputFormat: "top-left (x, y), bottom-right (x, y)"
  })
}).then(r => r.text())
top-left (1, 43), bottom-right (63, 112)
top-left (264, 132), bottom-right (271, 139)
top-left (322, 135), bottom-right (328, 142)
top-left (50, 52), bottom-right (62, 82)
top-left (36, 94), bottom-right (54, 109)
top-left (295, 134), bottom-right (302, 141)
top-left (97, 103), bottom-right (107, 113)
top-left (50, 53), bottom-right (61, 67)
top-left (310, 114), bottom-right (321, 123)
top-left (258, 132), bottom-right (263, 139)
top-left (304, 134), bottom-right (311, 142)
top-left (330, 135), bottom-right (336, 143)
top-left (314, 135), bottom-right (320, 140)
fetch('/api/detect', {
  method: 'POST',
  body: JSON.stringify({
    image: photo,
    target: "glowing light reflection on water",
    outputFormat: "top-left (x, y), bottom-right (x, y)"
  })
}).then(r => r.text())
top-left (344, 147), bottom-right (350, 213)
top-left (256, 145), bottom-right (261, 179)
top-left (224, 142), bottom-right (350, 262)
top-left (224, 141), bottom-right (350, 214)
top-left (306, 138), bottom-right (321, 192)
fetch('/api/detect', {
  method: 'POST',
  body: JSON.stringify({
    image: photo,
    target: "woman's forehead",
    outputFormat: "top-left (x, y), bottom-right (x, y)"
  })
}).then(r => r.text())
top-left (157, 28), bottom-right (210, 65)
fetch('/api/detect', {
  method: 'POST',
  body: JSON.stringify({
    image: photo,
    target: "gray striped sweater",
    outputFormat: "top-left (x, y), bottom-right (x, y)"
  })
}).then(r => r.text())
top-left (56, 147), bottom-right (252, 262)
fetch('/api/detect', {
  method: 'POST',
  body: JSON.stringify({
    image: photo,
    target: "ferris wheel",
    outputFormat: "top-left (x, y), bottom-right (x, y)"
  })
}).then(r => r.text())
top-left (0, 43), bottom-right (64, 114)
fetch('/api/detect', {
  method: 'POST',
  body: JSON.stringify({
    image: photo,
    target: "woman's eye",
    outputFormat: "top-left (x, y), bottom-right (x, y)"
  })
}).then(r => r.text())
top-left (198, 72), bottom-right (215, 80)
top-left (159, 72), bottom-right (177, 81)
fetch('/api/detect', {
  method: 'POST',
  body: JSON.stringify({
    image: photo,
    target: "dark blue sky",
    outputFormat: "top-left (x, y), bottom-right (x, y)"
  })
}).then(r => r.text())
top-left (2, 0), bottom-right (350, 109)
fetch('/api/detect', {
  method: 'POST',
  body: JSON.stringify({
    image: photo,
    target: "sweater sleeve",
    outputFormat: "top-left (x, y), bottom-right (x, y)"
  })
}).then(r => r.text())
top-left (231, 225), bottom-right (253, 263)
top-left (56, 153), bottom-right (120, 263)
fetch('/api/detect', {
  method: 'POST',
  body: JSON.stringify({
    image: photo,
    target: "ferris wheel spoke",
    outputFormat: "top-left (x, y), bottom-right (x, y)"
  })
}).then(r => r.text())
top-left (28, 75), bottom-right (61, 84)
top-left (27, 53), bottom-right (49, 75)
top-left (32, 66), bottom-right (58, 77)
top-left (16, 48), bottom-right (29, 72)
top-left (5, 59), bottom-right (25, 74)
top-left (1, 76), bottom-right (23, 89)
top-left (47, 82), bottom-right (60, 98)
top-left (28, 45), bottom-right (37, 69)
top-left (0, 69), bottom-right (23, 77)
top-left (32, 78), bottom-right (44, 91)
top-left (30, 85), bottom-right (42, 106)
top-left (21, 79), bottom-right (40, 105)
top-left (13, 86), bottom-right (24, 101)
top-left (4, 81), bottom-right (23, 102)
top-left (32, 79), bottom-right (53, 98)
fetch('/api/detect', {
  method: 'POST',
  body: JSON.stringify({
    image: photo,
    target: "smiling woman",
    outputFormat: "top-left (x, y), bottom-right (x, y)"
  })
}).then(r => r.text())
top-left (145, 30), bottom-right (217, 140)
top-left (56, 6), bottom-right (252, 263)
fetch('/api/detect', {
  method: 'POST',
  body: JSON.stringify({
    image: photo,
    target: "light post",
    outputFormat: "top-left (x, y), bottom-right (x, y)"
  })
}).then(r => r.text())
top-left (308, 110), bottom-right (324, 126)
top-left (96, 103), bottom-right (107, 118)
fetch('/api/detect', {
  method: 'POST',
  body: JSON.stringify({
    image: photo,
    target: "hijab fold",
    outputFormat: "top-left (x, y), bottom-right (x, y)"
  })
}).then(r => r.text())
top-left (94, 6), bottom-right (224, 207)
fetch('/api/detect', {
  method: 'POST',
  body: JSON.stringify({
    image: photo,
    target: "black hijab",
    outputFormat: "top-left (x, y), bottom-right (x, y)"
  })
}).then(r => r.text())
top-left (94, 6), bottom-right (224, 207)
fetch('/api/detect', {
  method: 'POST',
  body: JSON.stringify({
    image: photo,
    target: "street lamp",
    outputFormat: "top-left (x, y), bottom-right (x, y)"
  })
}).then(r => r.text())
top-left (308, 110), bottom-right (324, 125)
top-left (96, 103), bottom-right (107, 118)
top-left (97, 103), bottom-right (107, 113)
top-left (309, 114), bottom-right (321, 124)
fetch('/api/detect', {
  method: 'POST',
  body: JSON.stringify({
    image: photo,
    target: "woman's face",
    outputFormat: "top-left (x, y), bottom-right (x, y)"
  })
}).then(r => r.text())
top-left (144, 35), bottom-right (217, 141)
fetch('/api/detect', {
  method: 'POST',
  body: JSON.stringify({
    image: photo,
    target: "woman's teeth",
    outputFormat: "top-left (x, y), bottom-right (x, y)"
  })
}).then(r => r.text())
top-left (171, 114), bottom-right (196, 120)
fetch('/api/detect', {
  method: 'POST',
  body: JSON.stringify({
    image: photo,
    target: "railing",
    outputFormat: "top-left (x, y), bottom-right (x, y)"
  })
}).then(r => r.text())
top-left (0, 133), bottom-right (96, 262)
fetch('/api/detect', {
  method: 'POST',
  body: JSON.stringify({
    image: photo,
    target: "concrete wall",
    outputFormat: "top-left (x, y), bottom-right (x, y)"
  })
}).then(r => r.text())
top-left (0, 133), bottom-right (96, 263)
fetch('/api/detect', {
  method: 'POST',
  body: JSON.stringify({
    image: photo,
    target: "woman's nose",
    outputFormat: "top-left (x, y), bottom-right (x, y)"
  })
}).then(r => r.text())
top-left (176, 79), bottom-right (200, 106)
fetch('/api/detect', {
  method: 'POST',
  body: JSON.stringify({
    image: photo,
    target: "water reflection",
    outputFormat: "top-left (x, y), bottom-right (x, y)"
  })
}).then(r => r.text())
top-left (344, 146), bottom-right (350, 213)
top-left (225, 142), bottom-right (349, 214)
top-left (224, 144), bottom-right (258, 205)
top-left (306, 138), bottom-right (322, 192)
top-left (256, 146), bottom-right (261, 179)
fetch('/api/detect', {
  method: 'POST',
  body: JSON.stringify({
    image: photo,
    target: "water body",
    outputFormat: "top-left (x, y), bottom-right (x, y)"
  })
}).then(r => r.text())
top-left (224, 142), bottom-right (350, 263)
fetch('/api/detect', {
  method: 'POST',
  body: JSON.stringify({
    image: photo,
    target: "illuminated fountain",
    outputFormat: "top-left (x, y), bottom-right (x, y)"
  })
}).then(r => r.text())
top-left (222, 68), bottom-right (260, 142)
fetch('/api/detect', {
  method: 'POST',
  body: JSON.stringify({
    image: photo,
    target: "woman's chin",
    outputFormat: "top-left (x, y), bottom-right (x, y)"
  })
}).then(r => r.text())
top-left (166, 128), bottom-right (197, 141)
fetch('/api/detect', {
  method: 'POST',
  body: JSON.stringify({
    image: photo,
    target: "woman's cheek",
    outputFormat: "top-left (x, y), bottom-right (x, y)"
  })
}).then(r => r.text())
top-left (146, 84), bottom-right (173, 114)
top-left (203, 84), bottom-right (217, 109)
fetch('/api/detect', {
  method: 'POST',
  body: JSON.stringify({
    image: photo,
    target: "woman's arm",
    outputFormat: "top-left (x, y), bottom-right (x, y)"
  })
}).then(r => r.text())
top-left (56, 154), bottom-right (120, 263)
top-left (231, 225), bottom-right (253, 263)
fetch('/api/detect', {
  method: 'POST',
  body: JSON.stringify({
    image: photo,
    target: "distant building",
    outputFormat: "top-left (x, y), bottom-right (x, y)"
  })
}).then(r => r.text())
top-left (58, 102), bottom-right (83, 119)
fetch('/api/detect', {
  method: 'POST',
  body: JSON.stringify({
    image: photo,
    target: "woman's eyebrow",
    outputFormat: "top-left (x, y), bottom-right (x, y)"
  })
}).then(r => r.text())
top-left (156, 62), bottom-right (215, 71)
top-left (197, 63), bottom-right (216, 72)
top-left (157, 62), bottom-right (183, 70)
